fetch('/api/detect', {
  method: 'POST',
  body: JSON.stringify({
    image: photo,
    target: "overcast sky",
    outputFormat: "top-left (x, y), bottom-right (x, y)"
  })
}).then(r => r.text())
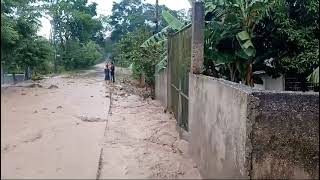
top-left (37, 0), bottom-right (191, 38)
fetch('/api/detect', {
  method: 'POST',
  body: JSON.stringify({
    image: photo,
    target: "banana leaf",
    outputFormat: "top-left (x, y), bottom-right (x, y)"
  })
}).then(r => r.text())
top-left (162, 10), bottom-right (184, 30)
top-left (141, 26), bottom-right (170, 48)
top-left (236, 30), bottom-right (256, 57)
top-left (307, 66), bottom-right (319, 84)
top-left (155, 55), bottom-right (168, 73)
top-left (141, 10), bottom-right (184, 48)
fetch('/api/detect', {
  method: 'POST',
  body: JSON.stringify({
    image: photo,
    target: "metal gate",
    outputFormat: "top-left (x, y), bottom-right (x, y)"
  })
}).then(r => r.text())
top-left (168, 25), bottom-right (192, 131)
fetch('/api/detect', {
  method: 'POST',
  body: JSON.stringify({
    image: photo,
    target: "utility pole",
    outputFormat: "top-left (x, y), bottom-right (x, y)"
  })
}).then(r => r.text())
top-left (155, 0), bottom-right (159, 33)
top-left (50, 19), bottom-right (57, 73)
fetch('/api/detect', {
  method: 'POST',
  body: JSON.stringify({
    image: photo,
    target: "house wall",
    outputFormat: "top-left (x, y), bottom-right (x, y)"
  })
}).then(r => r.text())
top-left (263, 75), bottom-right (285, 91)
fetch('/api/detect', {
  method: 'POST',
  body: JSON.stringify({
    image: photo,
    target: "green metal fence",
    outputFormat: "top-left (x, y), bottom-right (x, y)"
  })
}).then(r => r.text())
top-left (168, 25), bottom-right (191, 131)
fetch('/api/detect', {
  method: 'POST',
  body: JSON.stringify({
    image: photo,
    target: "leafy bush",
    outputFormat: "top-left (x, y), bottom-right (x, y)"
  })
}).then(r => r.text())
top-left (61, 40), bottom-right (102, 70)
top-left (113, 28), bottom-right (162, 85)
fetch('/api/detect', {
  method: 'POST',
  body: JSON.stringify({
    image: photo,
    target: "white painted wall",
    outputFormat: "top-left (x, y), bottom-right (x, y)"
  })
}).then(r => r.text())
top-left (254, 75), bottom-right (285, 91)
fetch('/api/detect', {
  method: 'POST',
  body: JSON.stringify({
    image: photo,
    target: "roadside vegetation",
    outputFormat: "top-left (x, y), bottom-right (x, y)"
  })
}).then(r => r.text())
top-left (110, 0), bottom-right (319, 88)
top-left (1, 0), bottom-right (318, 87)
top-left (1, 0), bottom-right (112, 79)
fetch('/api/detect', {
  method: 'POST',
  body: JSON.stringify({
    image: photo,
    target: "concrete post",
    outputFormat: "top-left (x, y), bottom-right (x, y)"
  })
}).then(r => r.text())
top-left (191, 1), bottom-right (204, 74)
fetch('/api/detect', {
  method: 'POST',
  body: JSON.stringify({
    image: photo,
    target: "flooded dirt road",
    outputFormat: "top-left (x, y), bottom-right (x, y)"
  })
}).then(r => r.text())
top-left (1, 63), bottom-right (201, 179)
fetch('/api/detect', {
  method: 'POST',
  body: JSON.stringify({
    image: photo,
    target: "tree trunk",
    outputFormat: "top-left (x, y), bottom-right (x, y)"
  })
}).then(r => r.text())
top-left (247, 63), bottom-right (254, 87)
top-left (229, 63), bottom-right (237, 82)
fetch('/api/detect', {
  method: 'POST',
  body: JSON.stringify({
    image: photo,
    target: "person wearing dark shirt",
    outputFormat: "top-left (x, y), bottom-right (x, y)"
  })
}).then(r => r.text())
top-left (110, 62), bottom-right (115, 83)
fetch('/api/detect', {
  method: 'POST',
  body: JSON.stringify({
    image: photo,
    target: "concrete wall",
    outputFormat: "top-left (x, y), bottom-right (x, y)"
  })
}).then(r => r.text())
top-left (189, 74), bottom-right (252, 179)
top-left (155, 69), bottom-right (167, 107)
top-left (188, 74), bottom-right (319, 179)
top-left (251, 91), bottom-right (319, 179)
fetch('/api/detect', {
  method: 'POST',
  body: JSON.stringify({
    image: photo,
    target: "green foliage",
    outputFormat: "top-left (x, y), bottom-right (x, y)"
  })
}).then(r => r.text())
top-left (141, 9), bottom-right (186, 48)
top-left (1, 0), bottom-right (108, 78)
top-left (204, 0), bottom-right (275, 85)
top-left (272, 0), bottom-right (319, 75)
top-left (113, 28), bottom-right (161, 85)
top-left (204, 0), bottom-right (319, 87)
top-left (42, 0), bottom-right (107, 71)
top-left (61, 40), bottom-right (102, 70)
top-left (140, 10), bottom-right (187, 74)
top-left (1, 0), bottom-right (54, 75)
top-left (109, 0), bottom-right (188, 42)
top-left (15, 37), bottom-right (54, 72)
top-left (162, 10), bottom-right (184, 30)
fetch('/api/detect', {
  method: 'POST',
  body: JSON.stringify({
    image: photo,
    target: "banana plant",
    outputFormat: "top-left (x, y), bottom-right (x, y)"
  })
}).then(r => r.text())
top-left (140, 9), bottom-right (186, 73)
top-left (205, 0), bottom-right (274, 85)
top-left (141, 10), bottom-right (184, 48)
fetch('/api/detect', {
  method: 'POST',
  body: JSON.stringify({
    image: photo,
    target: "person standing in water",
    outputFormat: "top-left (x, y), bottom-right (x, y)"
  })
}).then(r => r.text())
top-left (104, 63), bottom-right (110, 84)
top-left (110, 62), bottom-right (115, 83)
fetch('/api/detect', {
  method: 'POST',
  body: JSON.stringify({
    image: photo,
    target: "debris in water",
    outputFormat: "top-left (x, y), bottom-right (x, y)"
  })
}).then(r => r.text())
top-left (76, 116), bottom-right (106, 122)
top-left (23, 132), bottom-right (42, 143)
top-left (48, 85), bottom-right (59, 89)
top-left (57, 106), bottom-right (63, 109)
top-left (27, 83), bottom-right (43, 88)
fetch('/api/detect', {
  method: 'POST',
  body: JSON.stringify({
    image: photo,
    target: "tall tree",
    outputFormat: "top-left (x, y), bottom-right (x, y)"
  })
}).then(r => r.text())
top-left (108, 0), bottom-right (185, 42)
top-left (42, 0), bottom-right (105, 70)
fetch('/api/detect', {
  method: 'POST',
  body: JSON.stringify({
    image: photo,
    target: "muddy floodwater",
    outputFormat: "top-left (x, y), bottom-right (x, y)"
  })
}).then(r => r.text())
top-left (1, 63), bottom-right (201, 179)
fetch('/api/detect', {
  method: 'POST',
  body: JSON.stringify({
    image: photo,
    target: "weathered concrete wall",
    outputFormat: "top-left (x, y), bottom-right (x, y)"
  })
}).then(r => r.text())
top-left (155, 69), bottom-right (167, 107)
top-left (188, 73), bottom-right (319, 179)
top-left (189, 74), bottom-right (252, 179)
top-left (251, 91), bottom-right (319, 179)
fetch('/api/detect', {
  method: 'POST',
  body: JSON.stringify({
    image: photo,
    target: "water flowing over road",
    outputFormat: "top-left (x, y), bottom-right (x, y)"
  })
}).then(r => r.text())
top-left (1, 63), bottom-right (201, 179)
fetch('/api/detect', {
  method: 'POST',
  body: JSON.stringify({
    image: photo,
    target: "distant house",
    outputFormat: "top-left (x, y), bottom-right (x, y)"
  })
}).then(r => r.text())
top-left (253, 71), bottom-right (285, 91)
